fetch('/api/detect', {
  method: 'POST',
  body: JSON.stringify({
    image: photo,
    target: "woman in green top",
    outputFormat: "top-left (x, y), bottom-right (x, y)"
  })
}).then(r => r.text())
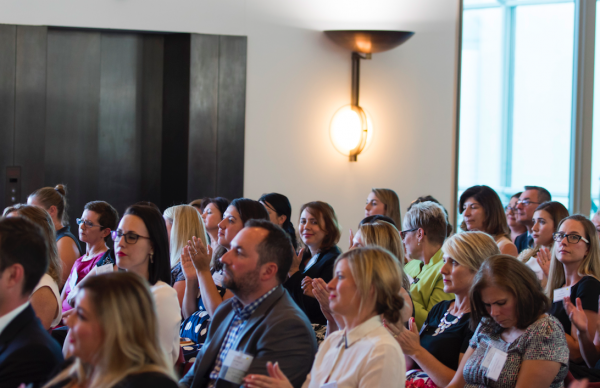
top-left (402, 201), bottom-right (454, 329)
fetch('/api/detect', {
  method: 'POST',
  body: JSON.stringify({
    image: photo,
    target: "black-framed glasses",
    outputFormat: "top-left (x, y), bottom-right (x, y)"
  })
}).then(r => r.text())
top-left (401, 228), bottom-right (419, 239)
top-left (552, 232), bottom-right (590, 245)
top-left (504, 205), bottom-right (516, 212)
top-left (516, 200), bottom-right (541, 206)
top-left (111, 230), bottom-right (151, 244)
top-left (76, 218), bottom-right (103, 229)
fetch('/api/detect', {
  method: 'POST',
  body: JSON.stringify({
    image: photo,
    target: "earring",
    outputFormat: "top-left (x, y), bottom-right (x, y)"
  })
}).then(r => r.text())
top-left (418, 241), bottom-right (421, 246)
top-left (149, 252), bottom-right (154, 263)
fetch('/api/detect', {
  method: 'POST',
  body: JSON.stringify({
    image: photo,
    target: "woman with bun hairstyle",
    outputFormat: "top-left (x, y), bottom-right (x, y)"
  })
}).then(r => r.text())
top-left (3, 204), bottom-right (63, 329)
top-left (365, 188), bottom-right (402, 228)
top-left (244, 247), bottom-right (406, 388)
top-left (28, 184), bottom-right (81, 286)
top-left (44, 272), bottom-right (177, 388)
top-left (259, 193), bottom-right (298, 250)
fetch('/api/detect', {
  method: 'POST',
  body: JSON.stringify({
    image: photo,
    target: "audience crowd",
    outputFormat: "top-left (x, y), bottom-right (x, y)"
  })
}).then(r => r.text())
top-left (1, 184), bottom-right (599, 388)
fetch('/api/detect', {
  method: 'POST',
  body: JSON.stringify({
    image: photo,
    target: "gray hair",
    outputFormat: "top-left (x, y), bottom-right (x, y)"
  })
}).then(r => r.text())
top-left (403, 201), bottom-right (448, 246)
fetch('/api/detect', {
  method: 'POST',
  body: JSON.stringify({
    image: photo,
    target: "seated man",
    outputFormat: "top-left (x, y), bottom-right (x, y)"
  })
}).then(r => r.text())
top-left (0, 217), bottom-right (64, 388)
top-left (180, 220), bottom-right (317, 388)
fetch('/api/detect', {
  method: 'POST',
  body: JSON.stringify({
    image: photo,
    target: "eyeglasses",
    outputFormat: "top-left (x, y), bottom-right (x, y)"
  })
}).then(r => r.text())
top-left (400, 228), bottom-right (419, 239)
top-left (516, 200), bottom-right (541, 206)
top-left (76, 218), bottom-right (103, 229)
top-left (111, 230), bottom-right (151, 244)
top-left (504, 206), bottom-right (516, 212)
top-left (552, 232), bottom-right (590, 245)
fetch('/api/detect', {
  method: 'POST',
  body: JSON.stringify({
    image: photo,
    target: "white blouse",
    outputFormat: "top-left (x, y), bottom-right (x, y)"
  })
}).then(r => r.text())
top-left (33, 273), bottom-right (62, 328)
top-left (302, 315), bottom-right (405, 388)
top-left (151, 280), bottom-right (182, 365)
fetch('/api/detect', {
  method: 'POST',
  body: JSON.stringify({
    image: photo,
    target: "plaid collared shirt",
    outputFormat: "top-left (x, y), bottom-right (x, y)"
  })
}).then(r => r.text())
top-left (207, 286), bottom-right (278, 386)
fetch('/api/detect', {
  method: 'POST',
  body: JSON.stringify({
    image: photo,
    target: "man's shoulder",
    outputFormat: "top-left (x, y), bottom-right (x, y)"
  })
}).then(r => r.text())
top-left (0, 313), bottom-right (62, 364)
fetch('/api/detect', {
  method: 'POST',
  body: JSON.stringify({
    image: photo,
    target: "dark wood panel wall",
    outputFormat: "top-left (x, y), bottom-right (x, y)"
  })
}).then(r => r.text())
top-left (0, 24), bottom-right (247, 226)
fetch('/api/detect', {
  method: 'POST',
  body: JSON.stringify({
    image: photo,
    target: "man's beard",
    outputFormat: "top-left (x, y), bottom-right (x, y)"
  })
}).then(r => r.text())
top-left (223, 264), bottom-right (261, 297)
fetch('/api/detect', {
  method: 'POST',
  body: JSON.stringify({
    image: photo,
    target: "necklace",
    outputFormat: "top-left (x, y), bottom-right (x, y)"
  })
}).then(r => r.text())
top-left (432, 308), bottom-right (464, 336)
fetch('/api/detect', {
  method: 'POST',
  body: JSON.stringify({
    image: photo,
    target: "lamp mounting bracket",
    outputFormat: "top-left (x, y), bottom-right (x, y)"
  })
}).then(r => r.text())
top-left (351, 52), bottom-right (371, 107)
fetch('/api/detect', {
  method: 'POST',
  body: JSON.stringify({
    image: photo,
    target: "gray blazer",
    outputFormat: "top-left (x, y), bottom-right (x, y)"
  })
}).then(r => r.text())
top-left (180, 285), bottom-right (317, 388)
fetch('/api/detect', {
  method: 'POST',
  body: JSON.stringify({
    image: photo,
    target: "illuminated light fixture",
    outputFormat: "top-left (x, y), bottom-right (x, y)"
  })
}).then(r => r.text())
top-left (325, 30), bottom-right (415, 161)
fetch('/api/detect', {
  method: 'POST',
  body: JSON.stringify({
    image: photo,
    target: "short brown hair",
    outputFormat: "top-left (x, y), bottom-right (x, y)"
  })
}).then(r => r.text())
top-left (299, 201), bottom-right (341, 252)
top-left (459, 185), bottom-right (510, 238)
top-left (84, 201), bottom-right (119, 244)
top-left (470, 254), bottom-right (550, 330)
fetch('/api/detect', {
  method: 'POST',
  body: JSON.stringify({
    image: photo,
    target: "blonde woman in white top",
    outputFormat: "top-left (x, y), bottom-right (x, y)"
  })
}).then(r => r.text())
top-left (244, 246), bottom-right (406, 388)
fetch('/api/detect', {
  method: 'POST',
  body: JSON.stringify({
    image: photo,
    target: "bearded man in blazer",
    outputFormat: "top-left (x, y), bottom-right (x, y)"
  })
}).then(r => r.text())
top-left (0, 217), bottom-right (64, 388)
top-left (179, 220), bottom-right (317, 388)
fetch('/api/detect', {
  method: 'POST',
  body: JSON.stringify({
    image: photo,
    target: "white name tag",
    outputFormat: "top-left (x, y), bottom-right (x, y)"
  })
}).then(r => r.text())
top-left (321, 383), bottom-right (338, 388)
top-left (97, 263), bottom-right (114, 275)
top-left (219, 350), bottom-right (253, 384)
top-left (68, 270), bottom-right (78, 291)
top-left (482, 346), bottom-right (497, 369)
top-left (486, 349), bottom-right (508, 381)
top-left (553, 286), bottom-right (571, 303)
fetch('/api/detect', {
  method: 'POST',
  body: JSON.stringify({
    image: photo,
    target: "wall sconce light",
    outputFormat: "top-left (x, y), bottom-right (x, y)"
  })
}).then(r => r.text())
top-left (324, 30), bottom-right (415, 161)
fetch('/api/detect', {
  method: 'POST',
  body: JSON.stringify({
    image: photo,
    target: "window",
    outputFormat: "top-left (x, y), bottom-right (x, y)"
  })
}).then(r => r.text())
top-left (459, 0), bottom-right (575, 215)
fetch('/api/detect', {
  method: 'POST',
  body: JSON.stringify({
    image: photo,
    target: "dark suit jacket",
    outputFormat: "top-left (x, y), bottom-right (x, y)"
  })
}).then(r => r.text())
top-left (179, 286), bottom-right (317, 388)
top-left (515, 232), bottom-right (533, 253)
top-left (284, 246), bottom-right (341, 325)
top-left (0, 304), bottom-right (64, 388)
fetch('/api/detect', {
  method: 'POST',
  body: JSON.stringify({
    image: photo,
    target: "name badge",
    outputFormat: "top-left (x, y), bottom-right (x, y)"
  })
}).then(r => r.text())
top-left (97, 263), bottom-right (114, 275)
top-left (68, 270), bottom-right (78, 291)
top-left (218, 350), bottom-right (254, 384)
top-left (482, 346), bottom-right (508, 381)
top-left (553, 286), bottom-right (571, 303)
top-left (321, 383), bottom-right (338, 388)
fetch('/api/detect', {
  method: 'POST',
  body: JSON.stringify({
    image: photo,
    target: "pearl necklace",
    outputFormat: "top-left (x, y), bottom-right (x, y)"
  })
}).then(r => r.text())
top-left (433, 308), bottom-right (464, 336)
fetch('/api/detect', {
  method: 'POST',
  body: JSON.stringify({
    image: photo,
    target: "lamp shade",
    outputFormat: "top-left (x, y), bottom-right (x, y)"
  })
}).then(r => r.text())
top-left (324, 30), bottom-right (415, 54)
top-left (330, 105), bottom-right (373, 161)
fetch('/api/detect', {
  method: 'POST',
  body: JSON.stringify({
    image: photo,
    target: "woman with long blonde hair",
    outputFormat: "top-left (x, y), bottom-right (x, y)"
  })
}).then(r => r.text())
top-left (163, 205), bottom-right (207, 306)
top-left (546, 215), bottom-right (600, 364)
top-left (44, 272), bottom-right (177, 388)
top-left (3, 204), bottom-right (63, 329)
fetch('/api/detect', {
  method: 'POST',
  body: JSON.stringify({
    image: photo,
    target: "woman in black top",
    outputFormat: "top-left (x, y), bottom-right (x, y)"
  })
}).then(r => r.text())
top-left (28, 184), bottom-right (81, 287)
top-left (44, 272), bottom-right (177, 388)
top-left (284, 201), bottom-right (341, 325)
top-left (387, 231), bottom-right (500, 387)
top-left (546, 215), bottom-right (600, 365)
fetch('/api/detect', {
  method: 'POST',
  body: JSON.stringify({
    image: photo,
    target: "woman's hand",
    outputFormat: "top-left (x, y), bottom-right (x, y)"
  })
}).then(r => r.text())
top-left (180, 250), bottom-right (197, 281)
top-left (184, 236), bottom-right (212, 273)
top-left (288, 248), bottom-right (304, 277)
top-left (565, 297), bottom-right (589, 334)
top-left (312, 277), bottom-right (334, 317)
top-left (536, 247), bottom-right (552, 277)
top-left (243, 361), bottom-right (293, 388)
top-left (301, 276), bottom-right (314, 297)
top-left (385, 317), bottom-right (422, 357)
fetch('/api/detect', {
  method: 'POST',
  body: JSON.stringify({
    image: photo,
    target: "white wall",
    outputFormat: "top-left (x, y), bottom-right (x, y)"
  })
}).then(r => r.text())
top-left (0, 0), bottom-right (460, 250)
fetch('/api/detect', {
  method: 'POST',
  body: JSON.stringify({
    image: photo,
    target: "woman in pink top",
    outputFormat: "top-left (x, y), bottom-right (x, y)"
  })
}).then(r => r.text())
top-left (60, 201), bottom-right (119, 315)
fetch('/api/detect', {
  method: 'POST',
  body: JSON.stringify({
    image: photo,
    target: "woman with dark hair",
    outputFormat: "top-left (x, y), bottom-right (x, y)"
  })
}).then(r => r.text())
top-left (111, 204), bottom-right (180, 364)
top-left (178, 198), bottom-right (269, 348)
top-left (446, 255), bottom-right (569, 388)
top-left (62, 201), bottom-right (119, 315)
top-left (285, 201), bottom-right (341, 326)
top-left (28, 184), bottom-right (82, 285)
top-left (200, 197), bottom-right (229, 251)
top-left (459, 185), bottom-right (518, 256)
top-left (518, 201), bottom-right (569, 285)
top-left (259, 193), bottom-right (298, 250)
